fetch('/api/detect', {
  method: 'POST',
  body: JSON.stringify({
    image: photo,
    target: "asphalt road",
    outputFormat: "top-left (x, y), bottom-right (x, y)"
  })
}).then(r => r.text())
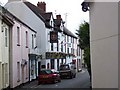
top-left (31, 69), bottom-right (91, 88)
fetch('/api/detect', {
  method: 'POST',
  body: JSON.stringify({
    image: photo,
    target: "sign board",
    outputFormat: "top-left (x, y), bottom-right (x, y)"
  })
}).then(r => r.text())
top-left (46, 52), bottom-right (66, 59)
top-left (50, 31), bottom-right (58, 43)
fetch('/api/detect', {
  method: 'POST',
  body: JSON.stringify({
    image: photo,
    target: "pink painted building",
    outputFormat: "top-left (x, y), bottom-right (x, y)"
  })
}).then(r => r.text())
top-left (7, 11), bottom-right (36, 88)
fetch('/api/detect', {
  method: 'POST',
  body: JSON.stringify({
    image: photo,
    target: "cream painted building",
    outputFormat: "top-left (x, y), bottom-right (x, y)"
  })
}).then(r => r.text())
top-left (0, 6), bottom-right (13, 89)
top-left (82, 1), bottom-right (119, 88)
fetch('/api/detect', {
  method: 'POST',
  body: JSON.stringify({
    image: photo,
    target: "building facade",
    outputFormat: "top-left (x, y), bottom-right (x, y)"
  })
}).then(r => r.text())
top-left (28, 26), bottom-right (37, 81)
top-left (2, 8), bottom-right (37, 88)
top-left (0, 6), bottom-right (14, 90)
top-left (82, 1), bottom-right (119, 88)
top-left (63, 27), bottom-right (78, 68)
top-left (0, 5), bottom-right (35, 89)
top-left (5, 0), bottom-right (46, 82)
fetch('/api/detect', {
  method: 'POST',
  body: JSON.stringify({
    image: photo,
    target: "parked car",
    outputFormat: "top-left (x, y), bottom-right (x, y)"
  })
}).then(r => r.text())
top-left (38, 69), bottom-right (61, 84)
top-left (59, 64), bottom-right (76, 79)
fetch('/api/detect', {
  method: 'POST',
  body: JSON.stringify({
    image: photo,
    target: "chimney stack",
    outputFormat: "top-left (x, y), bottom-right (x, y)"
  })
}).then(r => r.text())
top-left (56, 15), bottom-right (61, 20)
top-left (37, 2), bottom-right (46, 13)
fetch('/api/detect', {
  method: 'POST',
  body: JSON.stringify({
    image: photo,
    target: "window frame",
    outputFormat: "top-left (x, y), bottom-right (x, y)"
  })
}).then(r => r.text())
top-left (32, 34), bottom-right (34, 49)
top-left (17, 27), bottom-right (20, 46)
top-left (5, 28), bottom-right (8, 47)
top-left (26, 31), bottom-right (28, 48)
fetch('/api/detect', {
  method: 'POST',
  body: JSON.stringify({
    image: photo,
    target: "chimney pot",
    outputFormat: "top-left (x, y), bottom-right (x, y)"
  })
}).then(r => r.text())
top-left (37, 1), bottom-right (46, 13)
top-left (56, 15), bottom-right (61, 20)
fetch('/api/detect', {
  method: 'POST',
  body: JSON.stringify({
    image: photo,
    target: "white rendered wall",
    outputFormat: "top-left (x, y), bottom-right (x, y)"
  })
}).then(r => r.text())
top-left (89, 2), bottom-right (118, 88)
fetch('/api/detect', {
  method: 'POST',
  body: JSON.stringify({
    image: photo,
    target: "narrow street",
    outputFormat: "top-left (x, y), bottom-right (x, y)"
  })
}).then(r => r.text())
top-left (18, 68), bottom-right (90, 89)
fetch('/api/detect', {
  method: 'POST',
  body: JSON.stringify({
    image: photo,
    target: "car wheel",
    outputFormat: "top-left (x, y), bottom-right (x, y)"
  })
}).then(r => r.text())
top-left (58, 79), bottom-right (61, 82)
top-left (38, 82), bottom-right (41, 85)
top-left (73, 74), bottom-right (76, 78)
top-left (70, 74), bottom-right (73, 79)
top-left (52, 80), bottom-right (56, 84)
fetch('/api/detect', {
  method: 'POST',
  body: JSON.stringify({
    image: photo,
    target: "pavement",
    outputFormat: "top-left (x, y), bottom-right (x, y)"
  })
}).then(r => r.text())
top-left (15, 80), bottom-right (38, 88)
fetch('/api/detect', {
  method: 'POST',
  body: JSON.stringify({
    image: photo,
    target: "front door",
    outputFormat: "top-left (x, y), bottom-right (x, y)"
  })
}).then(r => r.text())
top-left (38, 62), bottom-right (41, 75)
top-left (51, 59), bottom-right (54, 69)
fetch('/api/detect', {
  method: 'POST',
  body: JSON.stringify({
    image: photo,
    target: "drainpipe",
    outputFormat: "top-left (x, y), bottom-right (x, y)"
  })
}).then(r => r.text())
top-left (35, 57), bottom-right (37, 79)
top-left (28, 55), bottom-right (30, 83)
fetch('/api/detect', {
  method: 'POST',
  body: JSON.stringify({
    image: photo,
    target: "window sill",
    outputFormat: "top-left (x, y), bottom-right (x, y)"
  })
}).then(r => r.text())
top-left (26, 46), bottom-right (28, 48)
top-left (17, 44), bottom-right (20, 46)
top-left (17, 79), bottom-right (20, 82)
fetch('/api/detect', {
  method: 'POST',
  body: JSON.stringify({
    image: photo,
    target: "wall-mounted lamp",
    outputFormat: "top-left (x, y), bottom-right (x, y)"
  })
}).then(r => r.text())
top-left (81, 2), bottom-right (89, 12)
top-left (1, 25), bottom-right (6, 32)
top-left (34, 46), bottom-right (37, 49)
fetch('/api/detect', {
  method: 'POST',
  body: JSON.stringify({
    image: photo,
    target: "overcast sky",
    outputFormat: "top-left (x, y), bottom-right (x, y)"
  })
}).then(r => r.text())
top-left (0, 0), bottom-right (89, 34)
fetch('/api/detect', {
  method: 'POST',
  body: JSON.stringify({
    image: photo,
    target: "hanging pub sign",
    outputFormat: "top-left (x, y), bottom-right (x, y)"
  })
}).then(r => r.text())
top-left (50, 31), bottom-right (58, 43)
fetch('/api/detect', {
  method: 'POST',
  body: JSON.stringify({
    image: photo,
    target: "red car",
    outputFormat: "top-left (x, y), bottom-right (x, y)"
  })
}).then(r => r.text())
top-left (38, 69), bottom-right (61, 84)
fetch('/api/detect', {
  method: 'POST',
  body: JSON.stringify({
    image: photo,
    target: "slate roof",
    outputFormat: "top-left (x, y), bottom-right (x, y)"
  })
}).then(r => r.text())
top-left (40, 12), bottom-right (53, 28)
top-left (2, 6), bottom-right (36, 33)
top-left (41, 12), bottom-right (52, 21)
top-left (24, 1), bottom-right (77, 38)
top-left (24, 2), bottom-right (45, 21)
top-left (63, 27), bottom-right (77, 38)
top-left (24, 1), bottom-right (52, 28)
top-left (54, 18), bottom-right (77, 38)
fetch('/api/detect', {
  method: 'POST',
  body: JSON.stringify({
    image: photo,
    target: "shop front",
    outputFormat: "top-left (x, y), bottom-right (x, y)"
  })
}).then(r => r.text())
top-left (28, 54), bottom-right (37, 81)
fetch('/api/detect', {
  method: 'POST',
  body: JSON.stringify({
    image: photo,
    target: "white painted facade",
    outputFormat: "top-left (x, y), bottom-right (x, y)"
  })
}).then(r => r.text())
top-left (42, 15), bottom-right (66, 70)
top-left (89, 2), bottom-right (119, 88)
top-left (65, 35), bottom-right (78, 71)
top-left (65, 35), bottom-right (74, 64)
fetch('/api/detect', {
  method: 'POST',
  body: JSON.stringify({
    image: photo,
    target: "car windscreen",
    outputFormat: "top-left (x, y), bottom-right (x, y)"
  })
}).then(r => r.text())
top-left (40, 70), bottom-right (53, 75)
top-left (60, 65), bottom-right (70, 70)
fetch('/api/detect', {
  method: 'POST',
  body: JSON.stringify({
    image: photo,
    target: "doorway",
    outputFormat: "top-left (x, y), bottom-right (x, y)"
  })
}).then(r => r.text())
top-left (38, 62), bottom-right (41, 74)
